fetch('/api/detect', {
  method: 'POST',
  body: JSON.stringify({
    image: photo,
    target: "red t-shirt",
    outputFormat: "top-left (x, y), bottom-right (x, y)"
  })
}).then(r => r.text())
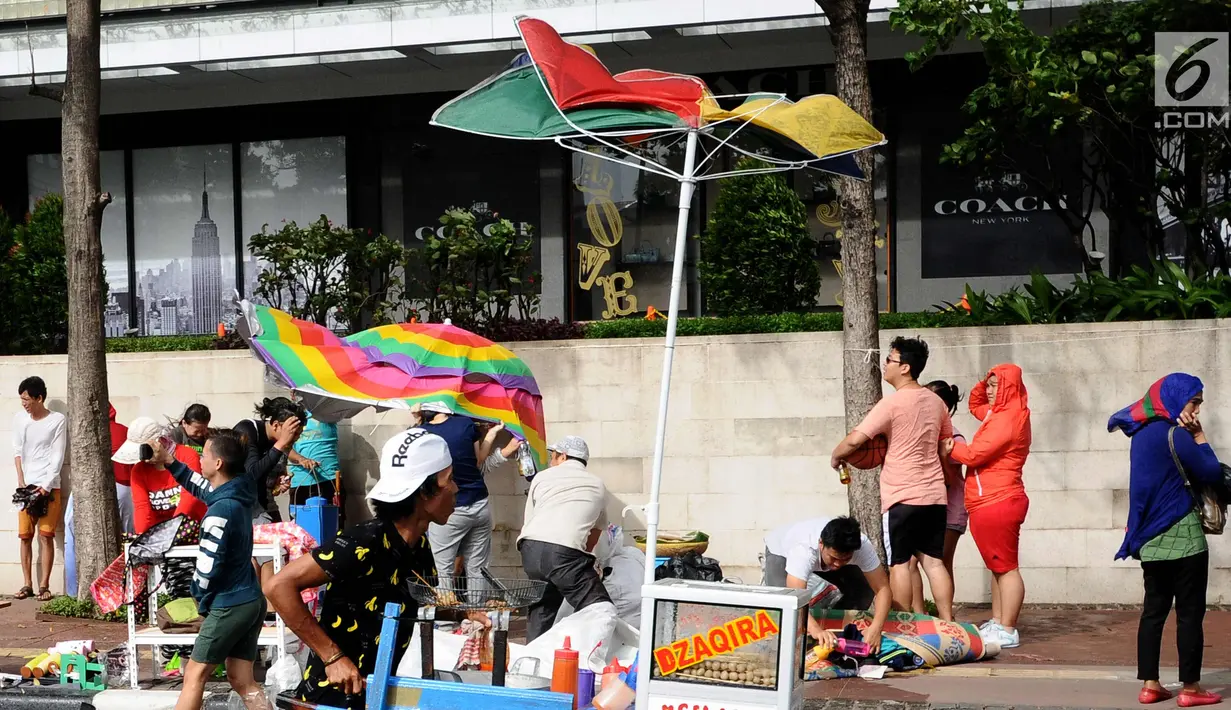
top-left (108, 407), bottom-right (133, 486)
top-left (130, 444), bottom-right (208, 534)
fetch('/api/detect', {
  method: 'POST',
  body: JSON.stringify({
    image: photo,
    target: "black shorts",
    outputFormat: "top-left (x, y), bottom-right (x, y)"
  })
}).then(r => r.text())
top-left (883, 503), bottom-right (947, 566)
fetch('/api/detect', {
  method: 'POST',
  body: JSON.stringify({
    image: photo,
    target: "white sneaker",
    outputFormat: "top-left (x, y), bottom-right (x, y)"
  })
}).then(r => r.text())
top-left (978, 619), bottom-right (1001, 632)
top-left (996, 627), bottom-right (1020, 649)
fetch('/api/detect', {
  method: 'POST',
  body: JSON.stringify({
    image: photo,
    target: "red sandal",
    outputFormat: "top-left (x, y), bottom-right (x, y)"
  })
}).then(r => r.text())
top-left (1140, 687), bottom-right (1175, 704)
top-left (1178, 690), bottom-right (1222, 707)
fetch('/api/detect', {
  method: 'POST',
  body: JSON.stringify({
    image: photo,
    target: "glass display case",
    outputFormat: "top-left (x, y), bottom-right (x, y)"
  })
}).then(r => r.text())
top-left (637, 580), bottom-right (813, 710)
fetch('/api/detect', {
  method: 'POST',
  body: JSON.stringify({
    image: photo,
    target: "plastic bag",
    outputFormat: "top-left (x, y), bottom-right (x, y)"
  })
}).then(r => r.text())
top-left (264, 654), bottom-right (302, 695)
top-left (517, 601), bottom-right (619, 675)
top-left (592, 525), bottom-right (624, 569)
top-left (654, 551), bottom-right (723, 582)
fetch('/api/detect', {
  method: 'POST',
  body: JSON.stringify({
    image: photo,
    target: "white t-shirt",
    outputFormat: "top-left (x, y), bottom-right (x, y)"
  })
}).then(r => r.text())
top-left (12, 410), bottom-right (67, 490)
top-left (764, 517), bottom-right (881, 581)
top-left (518, 459), bottom-right (608, 553)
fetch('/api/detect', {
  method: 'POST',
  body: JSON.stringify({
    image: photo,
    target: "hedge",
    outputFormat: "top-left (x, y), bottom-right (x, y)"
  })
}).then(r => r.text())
top-left (86, 311), bottom-right (989, 354)
top-left (582, 311), bottom-right (975, 339)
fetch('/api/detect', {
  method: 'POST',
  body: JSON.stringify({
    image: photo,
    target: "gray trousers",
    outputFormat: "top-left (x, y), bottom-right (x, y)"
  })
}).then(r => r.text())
top-left (428, 498), bottom-right (493, 596)
top-left (761, 548), bottom-right (875, 611)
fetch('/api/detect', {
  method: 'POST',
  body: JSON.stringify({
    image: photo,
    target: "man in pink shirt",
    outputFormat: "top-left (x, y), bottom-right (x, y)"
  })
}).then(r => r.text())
top-left (831, 336), bottom-right (955, 621)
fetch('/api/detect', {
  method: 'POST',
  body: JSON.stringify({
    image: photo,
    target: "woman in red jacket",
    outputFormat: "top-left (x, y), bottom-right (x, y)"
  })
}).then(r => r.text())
top-left (113, 416), bottom-right (208, 534)
top-left (945, 363), bottom-right (1031, 650)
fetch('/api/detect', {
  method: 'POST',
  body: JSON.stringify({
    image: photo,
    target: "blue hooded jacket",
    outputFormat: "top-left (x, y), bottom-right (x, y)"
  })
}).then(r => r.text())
top-left (167, 460), bottom-right (262, 613)
top-left (1109, 373), bottom-right (1223, 560)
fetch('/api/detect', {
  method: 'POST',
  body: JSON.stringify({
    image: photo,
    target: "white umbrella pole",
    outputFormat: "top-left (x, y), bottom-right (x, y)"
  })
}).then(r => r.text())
top-left (642, 127), bottom-right (699, 584)
top-left (635, 128), bottom-right (699, 701)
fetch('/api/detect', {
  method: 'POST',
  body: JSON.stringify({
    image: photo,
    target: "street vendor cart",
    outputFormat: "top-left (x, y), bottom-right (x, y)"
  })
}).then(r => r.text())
top-left (639, 580), bottom-right (816, 710)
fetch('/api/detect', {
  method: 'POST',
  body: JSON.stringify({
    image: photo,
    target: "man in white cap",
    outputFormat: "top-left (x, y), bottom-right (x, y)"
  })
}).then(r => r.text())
top-left (518, 435), bottom-right (611, 641)
top-left (265, 427), bottom-right (489, 709)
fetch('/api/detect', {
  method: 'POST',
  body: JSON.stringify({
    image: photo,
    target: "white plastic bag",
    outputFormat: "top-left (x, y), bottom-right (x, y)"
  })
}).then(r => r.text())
top-left (517, 601), bottom-right (619, 675)
top-left (396, 624), bottom-right (470, 678)
top-left (264, 653), bottom-right (302, 695)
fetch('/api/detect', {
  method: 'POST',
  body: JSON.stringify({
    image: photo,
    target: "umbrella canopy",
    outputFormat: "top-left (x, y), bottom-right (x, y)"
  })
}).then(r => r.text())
top-left (432, 16), bottom-right (885, 179)
top-left (236, 301), bottom-right (548, 468)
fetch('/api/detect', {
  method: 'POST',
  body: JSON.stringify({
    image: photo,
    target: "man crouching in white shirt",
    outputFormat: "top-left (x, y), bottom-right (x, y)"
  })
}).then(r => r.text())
top-left (762, 516), bottom-right (893, 653)
top-left (518, 436), bottom-right (612, 642)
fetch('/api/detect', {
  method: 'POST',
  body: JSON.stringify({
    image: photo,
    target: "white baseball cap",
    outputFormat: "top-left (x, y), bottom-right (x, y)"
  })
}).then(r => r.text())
top-left (419, 401), bottom-right (455, 415)
top-left (113, 416), bottom-right (165, 465)
top-left (549, 435), bottom-right (590, 463)
top-left (368, 428), bottom-right (453, 503)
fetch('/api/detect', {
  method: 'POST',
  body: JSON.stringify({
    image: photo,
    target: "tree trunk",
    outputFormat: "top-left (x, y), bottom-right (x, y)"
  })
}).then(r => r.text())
top-left (62, 0), bottom-right (119, 597)
top-left (818, 0), bottom-right (885, 560)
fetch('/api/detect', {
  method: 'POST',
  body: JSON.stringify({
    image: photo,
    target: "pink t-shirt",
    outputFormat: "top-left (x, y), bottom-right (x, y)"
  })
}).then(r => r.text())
top-left (854, 387), bottom-right (953, 512)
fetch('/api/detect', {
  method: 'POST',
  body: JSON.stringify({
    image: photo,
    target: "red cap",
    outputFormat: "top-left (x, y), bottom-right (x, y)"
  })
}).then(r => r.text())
top-left (556, 636), bottom-right (579, 660)
top-left (603, 659), bottom-right (625, 674)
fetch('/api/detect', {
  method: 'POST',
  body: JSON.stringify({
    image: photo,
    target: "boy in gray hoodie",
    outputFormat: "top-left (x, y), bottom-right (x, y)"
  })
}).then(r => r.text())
top-left (152, 432), bottom-right (270, 710)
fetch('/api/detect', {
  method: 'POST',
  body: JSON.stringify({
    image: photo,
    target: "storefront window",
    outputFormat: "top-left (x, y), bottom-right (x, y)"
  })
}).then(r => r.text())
top-left (132, 145), bottom-right (236, 336)
top-left (239, 136), bottom-right (348, 304)
top-left (569, 143), bottom-right (700, 321)
top-left (26, 151), bottom-right (130, 336)
top-left (793, 144), bottom-right (892, 311)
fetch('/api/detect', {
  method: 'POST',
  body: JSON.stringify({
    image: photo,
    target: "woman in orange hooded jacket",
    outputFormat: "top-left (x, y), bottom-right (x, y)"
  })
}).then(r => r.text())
top-left (948, 363), bottom-right (1031, 649)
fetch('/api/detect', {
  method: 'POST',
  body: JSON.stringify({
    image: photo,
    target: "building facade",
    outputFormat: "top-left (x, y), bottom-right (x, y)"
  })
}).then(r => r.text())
top-left (0, 0), bottom-right (1105, 332)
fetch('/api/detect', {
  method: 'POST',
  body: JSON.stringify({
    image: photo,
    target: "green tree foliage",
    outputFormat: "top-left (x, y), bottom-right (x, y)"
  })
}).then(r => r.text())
top-left (409, 206), bottom-right (540, 329)
top-left (699, 158), bottom-right (821, 316)
top-left (248, 216), bottom-right (404, 330)
top-left (0, 195), bottom-right (70, 355)
top-left (890, 0), bottom-right (1231, 274)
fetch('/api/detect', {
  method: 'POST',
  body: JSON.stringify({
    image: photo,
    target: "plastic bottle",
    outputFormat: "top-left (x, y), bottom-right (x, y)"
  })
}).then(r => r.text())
top-left (577, 669), bottom-right (596, 708)
top-left (551, 636), bottom-right (580, 708)
top-left (600, 659), bottom-right (626, 690)
top-left (835, 638), bottom-right (871, 658)
top-left (590, 653), bottom-right (638, 710)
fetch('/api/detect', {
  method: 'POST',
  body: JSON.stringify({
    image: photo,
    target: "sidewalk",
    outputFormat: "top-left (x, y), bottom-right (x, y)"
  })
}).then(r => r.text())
top-left (1, 599), bottom-right (1229, 708)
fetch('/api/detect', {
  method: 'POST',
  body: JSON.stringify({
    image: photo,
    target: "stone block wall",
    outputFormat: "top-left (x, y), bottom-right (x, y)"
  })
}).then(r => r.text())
top-left (2, 319), bottom-right (1229, 603)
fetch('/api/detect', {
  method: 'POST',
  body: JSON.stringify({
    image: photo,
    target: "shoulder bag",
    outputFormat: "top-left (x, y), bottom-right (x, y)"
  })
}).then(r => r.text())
top-left (1167, 426), bottom-right (1227, 535)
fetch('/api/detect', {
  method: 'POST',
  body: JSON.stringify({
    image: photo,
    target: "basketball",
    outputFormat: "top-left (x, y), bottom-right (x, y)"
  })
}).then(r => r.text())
top-left (846, 435), bottom-right (888, 470)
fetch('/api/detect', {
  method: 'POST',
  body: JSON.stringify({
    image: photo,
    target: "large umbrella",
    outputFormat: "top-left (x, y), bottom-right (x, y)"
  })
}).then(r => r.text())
top-left (433, 17), bottom-right (885, 697)
top-left (236, 300), bottom-right (548, 469)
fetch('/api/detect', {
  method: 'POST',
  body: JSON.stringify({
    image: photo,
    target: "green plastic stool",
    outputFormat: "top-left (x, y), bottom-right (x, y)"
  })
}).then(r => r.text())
top-left (59, 653), bottom-right (106, 691)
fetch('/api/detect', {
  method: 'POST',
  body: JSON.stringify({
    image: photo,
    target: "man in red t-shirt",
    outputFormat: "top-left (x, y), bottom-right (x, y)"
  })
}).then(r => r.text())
top-left (112, 417), bottom-right (207, 534)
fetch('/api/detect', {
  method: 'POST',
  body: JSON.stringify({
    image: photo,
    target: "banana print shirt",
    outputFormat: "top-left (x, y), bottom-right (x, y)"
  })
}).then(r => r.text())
top-left (295, 518), bottom-right (437, 709)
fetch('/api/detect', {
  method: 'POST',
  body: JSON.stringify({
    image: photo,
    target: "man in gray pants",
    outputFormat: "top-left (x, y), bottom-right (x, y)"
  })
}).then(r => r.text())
top-left (518, 436), bottom-right (612, 641)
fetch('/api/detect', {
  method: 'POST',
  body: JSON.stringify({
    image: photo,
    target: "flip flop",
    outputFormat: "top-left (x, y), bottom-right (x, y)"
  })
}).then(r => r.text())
top-left (36, 588), bottom-right (52, 602)
top-left (14, 586), bottom-right (33, 600)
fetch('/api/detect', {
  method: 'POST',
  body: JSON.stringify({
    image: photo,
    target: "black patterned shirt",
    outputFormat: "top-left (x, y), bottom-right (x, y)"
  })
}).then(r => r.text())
top-left (295, 519), bottom-right (437, 709)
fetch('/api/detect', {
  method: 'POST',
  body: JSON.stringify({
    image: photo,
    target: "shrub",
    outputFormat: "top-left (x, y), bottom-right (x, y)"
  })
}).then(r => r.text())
top-left (479, 318), bottom-right (585, 343)
top-left (105, 335), bottom-right (239, 353)
top-left (38, 595), bottom-right (125, 622)
top-left (954, 261), bottom-right (1231, 325)
top-left (248, 216), bottom-right (404, 330)
top-left (698, 158), bottom-right (820, 316)
top-left (582, 310), bottom-right (976, 339)
top-left (0, 195), bottom-right (69, 355)
top-left (409, 206), bottom-right (540, 329)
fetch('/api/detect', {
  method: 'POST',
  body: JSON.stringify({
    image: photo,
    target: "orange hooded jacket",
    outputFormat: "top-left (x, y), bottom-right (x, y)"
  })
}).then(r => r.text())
top-left (951, 363), bottom-right (1032, 513)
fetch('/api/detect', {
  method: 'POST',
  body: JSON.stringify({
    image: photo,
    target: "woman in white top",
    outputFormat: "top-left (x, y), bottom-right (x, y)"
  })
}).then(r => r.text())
top-left (906, 381), bottom-right (967, 614)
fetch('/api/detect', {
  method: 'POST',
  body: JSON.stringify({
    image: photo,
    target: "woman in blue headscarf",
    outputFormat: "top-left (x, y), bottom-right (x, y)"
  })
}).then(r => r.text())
top-left (1108, 373), bottom-right (1223, 707)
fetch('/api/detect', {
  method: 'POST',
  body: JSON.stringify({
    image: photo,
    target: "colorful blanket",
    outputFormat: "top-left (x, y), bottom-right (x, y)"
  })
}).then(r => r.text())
top-left (813, 609), bottom-right (995, 668)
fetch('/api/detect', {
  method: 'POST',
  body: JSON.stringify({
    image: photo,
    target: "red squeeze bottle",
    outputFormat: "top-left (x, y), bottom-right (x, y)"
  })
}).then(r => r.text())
top-left (601, 659), bottom-right (626, 691)
top-left (551, 635), bottom-right (580, 708)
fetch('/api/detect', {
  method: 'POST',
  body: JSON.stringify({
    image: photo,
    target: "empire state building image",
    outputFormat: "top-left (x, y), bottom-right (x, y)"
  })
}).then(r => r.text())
top-left (192, 171), bottom-right (223, 334)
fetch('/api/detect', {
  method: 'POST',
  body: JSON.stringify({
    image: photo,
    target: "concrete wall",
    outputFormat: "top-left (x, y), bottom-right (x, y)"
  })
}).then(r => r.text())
top-left (2, 319), bottom-right (1229, 604)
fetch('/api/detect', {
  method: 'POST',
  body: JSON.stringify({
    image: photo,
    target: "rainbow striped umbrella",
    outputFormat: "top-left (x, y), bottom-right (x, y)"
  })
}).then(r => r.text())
top-left (235, 300), bottom-right (547, 468)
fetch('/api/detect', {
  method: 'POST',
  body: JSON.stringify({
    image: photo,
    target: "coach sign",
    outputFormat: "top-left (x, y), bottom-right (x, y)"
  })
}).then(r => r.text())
top-left (919, 118), bottom-right (1085, 280)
